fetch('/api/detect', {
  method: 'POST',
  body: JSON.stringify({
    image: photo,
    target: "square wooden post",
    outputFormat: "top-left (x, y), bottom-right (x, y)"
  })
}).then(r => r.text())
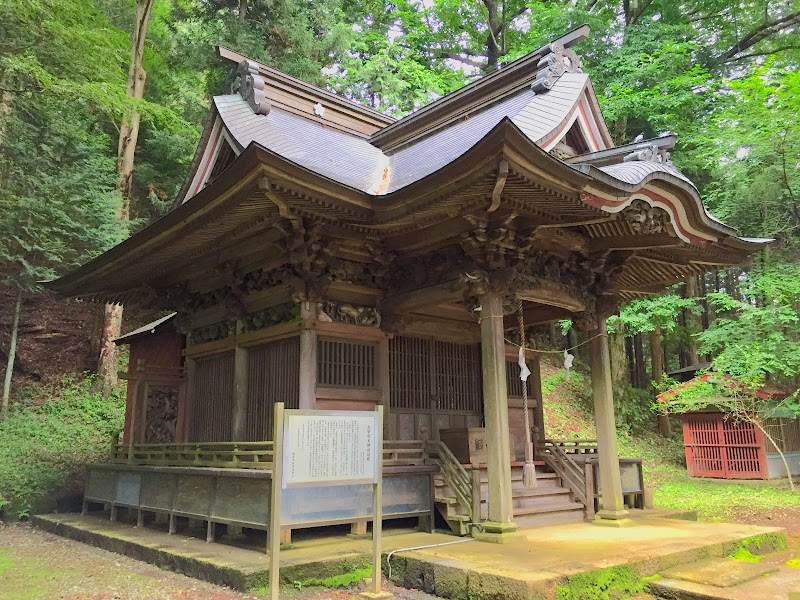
top-left (299, 302), bottom-right (317, 410)
top-left (475, 291), bottom-right (518, 541)
top-left (589, 317), bottom-right (629, 523)
top-left (232, 342), bottom-right (249, 441)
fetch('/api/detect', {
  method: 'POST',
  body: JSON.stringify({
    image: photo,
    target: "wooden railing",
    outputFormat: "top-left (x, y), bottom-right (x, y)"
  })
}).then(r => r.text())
top-left (111, 438), bottom-right (429, 471)
top-left (383, 440), bottom-right (427, 467)
top-left (425, 440), bottom-right (475, 521)
top-left (111, 441), bottom-right (274, 469)
top-left (540, 439), bottom-right (589, 508)
top-left (546, 438), bottom-right (598, 455)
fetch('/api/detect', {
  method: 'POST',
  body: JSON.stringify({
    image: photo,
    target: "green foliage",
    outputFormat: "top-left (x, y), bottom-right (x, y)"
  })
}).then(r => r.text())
top-left (614, 385), bottom-right (656, 435)
top-left (0, 93), bottom-right (127, 291)
top-left (0, 375), bottom-right (124, 518)
top-left (699, 267), bottom-right (800, 383)
top-left (615, 292), bottom-right (700, 336)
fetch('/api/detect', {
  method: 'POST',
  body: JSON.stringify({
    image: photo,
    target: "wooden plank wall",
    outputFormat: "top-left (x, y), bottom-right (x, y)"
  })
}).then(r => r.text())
top-left (245, 337), bottom-right (300, 441)
top-left (189, 352), bottom-right (235, 441)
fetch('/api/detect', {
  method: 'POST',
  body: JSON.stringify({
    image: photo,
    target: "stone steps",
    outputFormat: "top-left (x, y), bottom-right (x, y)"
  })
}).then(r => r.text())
top-left (433, 462), bottom-right (586, 533)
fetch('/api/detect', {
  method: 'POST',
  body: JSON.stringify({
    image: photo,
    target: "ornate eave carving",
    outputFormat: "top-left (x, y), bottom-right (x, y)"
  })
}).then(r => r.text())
top-left (231, 60), bottom-right (270, 115)
top-left (323, 301), bottom-right (381, 327)
top-left (622, 199), bottom-right (670, 235)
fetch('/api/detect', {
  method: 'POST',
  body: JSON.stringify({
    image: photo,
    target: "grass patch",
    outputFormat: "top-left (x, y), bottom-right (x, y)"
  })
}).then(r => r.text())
top-left (0, 547), bottom-right (63, 600)
top-left (728, 547), bottom-right (764, 562)
top-left (295, 565), bottom-right (372, 588)
top-left (0, 375), bottom-right (124, 519)
top-left (785, 558), bottom-right (800, 569)
top-left (555, 565), bottom-right (655, 600)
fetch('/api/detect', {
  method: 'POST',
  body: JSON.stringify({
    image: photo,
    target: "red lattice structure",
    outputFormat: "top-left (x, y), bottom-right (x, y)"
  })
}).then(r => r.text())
top-left (681, 413), bottom-right (768, 479)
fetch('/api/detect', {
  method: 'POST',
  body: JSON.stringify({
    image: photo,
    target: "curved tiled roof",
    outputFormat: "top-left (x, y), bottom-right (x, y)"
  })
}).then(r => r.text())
top-left (214, 73), bottom-right (591, 195)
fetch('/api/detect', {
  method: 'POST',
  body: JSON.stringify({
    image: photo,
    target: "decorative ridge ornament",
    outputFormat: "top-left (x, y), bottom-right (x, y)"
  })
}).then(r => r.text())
top-left (623, 144), bottom-right (672, 165)
top-left (231, 59), bottom-right (270, 116)
top-left (531, 42), bottom-right (582, 94)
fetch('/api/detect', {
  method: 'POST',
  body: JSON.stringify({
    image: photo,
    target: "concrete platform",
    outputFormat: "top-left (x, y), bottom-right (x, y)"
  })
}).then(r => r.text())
top-left (34, 512), bottom-right (786, 599)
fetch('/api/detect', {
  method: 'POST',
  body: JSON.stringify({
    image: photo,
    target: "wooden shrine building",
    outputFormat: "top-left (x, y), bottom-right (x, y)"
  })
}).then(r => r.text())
top-left (49, 26), bottom-right (768, 542)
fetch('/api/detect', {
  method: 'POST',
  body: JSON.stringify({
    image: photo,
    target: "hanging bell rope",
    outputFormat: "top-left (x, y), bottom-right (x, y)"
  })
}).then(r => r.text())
top-left (517, 298), bottom-right (537, 488)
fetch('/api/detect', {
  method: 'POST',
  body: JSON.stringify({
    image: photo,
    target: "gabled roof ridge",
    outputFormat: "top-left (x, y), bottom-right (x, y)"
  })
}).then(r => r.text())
top-left (368, 24), bottom-right (591, 152)
top-left (218, 46), bottom-right (394, 129)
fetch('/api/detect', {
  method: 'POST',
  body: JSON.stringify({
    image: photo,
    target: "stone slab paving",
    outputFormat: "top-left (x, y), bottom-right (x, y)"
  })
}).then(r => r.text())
top-left (659, 557), bottom-right (777, 587)
top-left (35, 511), bottom-right (786, 599)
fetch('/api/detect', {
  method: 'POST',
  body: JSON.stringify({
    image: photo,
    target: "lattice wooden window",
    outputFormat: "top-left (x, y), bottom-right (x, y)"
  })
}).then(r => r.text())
top-left (763, 417), bottom-right (800, 453)
top-left (389, 336), bottom-right (481, 412)
top-left (389, 336), bottom-right (430, 410)
top-left (189, 352), bottom-right (234, 442)
top-left (317, 338), bottom-right (377, 388)
top-left (506, 361), bottom-right (524, 398)
top-left (432, 340), bottom-right (481, 412)
top-left (246, 337), bottom-right (300, 441)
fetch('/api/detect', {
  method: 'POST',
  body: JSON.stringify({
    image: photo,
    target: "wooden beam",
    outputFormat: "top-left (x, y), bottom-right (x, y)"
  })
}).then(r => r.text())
top-left (589, 234), bottom-right (681, 253)
top-left (515, 280), bottom-right (585, 312)
top-left (503, 304), bottom-right (573, 329)
top-left (383, 280), bottom-right (462, 313)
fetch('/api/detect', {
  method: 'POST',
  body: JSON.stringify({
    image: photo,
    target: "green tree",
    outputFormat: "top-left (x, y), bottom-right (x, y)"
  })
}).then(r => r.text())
top-left (0, 94), bottom-right (126, 409)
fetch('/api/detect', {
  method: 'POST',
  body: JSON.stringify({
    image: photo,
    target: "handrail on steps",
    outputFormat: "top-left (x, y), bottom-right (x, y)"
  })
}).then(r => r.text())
top-left (425, 440), bottom-right (476, 523)
top-left (540, 439), bottom-right (590, 511)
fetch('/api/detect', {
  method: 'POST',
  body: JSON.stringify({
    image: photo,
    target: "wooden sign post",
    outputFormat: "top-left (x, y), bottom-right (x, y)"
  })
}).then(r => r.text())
top-left (269, 402), bottom-right (284, 600)
top-left (268, 403), bottom-right (389, 600)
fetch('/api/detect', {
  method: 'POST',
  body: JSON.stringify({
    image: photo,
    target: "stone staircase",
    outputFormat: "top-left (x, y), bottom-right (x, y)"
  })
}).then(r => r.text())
top-left (434, 461), bottom-right (586, 535)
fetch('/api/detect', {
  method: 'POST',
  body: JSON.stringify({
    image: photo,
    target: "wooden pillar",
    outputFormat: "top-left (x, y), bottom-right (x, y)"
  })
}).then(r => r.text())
top-left (475, 291), bottom-right (517, 541)
top-left (232, 344), bottom-right (249, 441)
top-left (531, 355), bottom-right (545, 449)
top-left (378, 337), bottom-right (391, 439)
top-left (184, 357), bottom-right (197, 442)
top-left (589, 317), bottom-right (629, 522)
top-left (299, 302), bottom-right (317, 410)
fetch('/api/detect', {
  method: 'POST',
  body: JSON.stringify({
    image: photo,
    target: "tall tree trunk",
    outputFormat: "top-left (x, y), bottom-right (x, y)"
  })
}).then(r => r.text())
top-left (625, 336), bottom-right (635, 385)
top-left (634, 332), bottom-right (646, 388)
top-left (484, 0), bottom-right (500, 72)
top-left (0, 89), bottom-right (12, 146)
top-left (609, 321), bottom-right (627, 392)
top-left (239, 0), bottom-right (247, 23)
top-left (97, 0), bottom-right (155, 395)
top-left (685, 275), bottom-right (701, 365)
top-left (650, 326), bottom-right (671, 436)
top-left (2, 289), bottom-right (22, 413)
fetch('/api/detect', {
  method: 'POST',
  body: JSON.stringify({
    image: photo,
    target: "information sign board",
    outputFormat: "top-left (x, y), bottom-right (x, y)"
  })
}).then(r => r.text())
top-left (282, 411), bottom-right (379, 488)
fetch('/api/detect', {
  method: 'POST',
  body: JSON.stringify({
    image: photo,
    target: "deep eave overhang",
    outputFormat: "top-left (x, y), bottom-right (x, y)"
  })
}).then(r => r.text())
top-left (46, 118), bottom-right (766, 300)
top-left (574, 162), bottom-right (740, 239)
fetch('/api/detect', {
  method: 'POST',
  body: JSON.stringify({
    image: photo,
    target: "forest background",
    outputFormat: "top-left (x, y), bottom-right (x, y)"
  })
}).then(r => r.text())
top-left (0, 0), bottom-right (799, 442)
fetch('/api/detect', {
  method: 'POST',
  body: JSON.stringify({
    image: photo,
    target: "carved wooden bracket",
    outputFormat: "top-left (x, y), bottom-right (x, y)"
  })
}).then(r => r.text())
top-left (621, 199), bottom-right (670, 235)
